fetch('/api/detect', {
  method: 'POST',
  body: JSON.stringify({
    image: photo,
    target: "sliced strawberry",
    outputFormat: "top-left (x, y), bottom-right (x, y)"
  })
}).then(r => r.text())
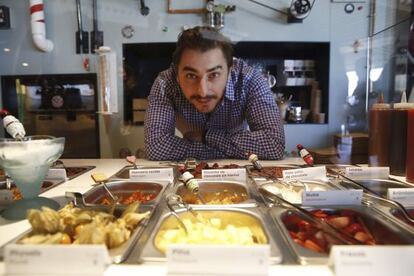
top-left (298, 219), bottom-right (312, 231)
top-left (289, 231), bottom-right (299, 239)
top-left (343, 223), bottom-right (363, 235)
top-left (354, 231), bottom-right (370, 243)
top-left (311, 209), bottom-right (328, 218)
top-left (313, 231), bottom-right (327, 250)
top-left (327, 216), bottom-right (351, 229)
top-left (304, 239), bottom-right (324, 253)
top-left (293, 238), bottom-right (305, 247)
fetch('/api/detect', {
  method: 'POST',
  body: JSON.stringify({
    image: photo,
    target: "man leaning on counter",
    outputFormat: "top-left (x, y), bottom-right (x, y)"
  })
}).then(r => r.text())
top-left (144, 26), bottom-right (285, 160)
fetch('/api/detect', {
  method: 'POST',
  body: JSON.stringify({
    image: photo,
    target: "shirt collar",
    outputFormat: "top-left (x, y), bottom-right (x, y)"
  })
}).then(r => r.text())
top-left (224, 60), bottom-right (238, 101)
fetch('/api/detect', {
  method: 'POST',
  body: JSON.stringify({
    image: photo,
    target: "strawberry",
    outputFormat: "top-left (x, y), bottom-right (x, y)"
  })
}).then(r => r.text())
top-left (343, 223), bottom-right (363, 235)
top-left (304, 239), bottom-right (324, 253)
top-left (354, 231), bottom-right (370, 243)
top-left (327, 216), bottom-right (351, 229)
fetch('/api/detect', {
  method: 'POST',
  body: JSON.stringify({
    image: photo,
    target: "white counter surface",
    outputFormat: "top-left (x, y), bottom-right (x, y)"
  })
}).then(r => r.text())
top-left (0, 158), bottom-right (334, 276)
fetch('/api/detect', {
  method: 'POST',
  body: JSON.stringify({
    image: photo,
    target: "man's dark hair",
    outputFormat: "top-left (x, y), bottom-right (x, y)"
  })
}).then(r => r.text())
top-left (172, 26), bottom-right (233, 70)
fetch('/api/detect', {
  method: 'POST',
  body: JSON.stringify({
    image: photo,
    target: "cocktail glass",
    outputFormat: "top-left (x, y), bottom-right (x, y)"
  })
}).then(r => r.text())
top-left (0, 135), bottom-right (65, 220)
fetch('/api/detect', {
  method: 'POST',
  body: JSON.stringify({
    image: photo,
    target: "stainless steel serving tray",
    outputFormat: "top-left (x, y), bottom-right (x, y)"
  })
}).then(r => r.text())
top-left (140, 206), bottom-right (283, 264)
top-left (82, 180), bottom-right (170, 206)
top-left (63, 165), bottom-right (96, 180)
top-left (254, 179), bottom-right (341, 206)
top-left (336, 178), bottom-right (413, 197)
top-left (269, 204), bottom-right (414, 265)
top-left (172, 179), bottom-right (260, 207)
top-left (1, 203), bottom-right (155, 264)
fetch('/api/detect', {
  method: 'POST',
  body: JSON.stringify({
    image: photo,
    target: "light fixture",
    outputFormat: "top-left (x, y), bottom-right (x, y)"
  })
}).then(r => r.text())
top-left (3, 48), bottom-right (11, 52)
top-left (22, 62), bottom-right (29, 67)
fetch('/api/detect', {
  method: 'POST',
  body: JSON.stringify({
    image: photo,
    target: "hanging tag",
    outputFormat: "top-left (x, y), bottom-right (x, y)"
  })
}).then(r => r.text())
top-left (129, 168), bottom-right (174, 182)
top-left (329, 246), bottom-right (414, 276)
top-left (5, 244), bottom-right (110, 275)
top-left (387, 188), bottom-right (414, 206)
top-left (282, 166), bottom-right (326, 180)
top-left (167, 244), bottom-right (269, 276)
top-left (345, 167), bottom-right (389, 179)
top-left (302, 189), bottom-right (362, 206)
top-left (201, 168), bottom-right (247, 182)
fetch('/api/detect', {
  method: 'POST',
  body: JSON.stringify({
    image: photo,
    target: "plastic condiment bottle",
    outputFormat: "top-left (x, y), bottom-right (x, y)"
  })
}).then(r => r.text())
top-left (389, 92), bottom-right (414, 175)
top-left (0, 109), bottom-right (26, 140)
top-left (181, 171), bottom-right (199, 193)
top-left (406, 109), bottom-right (414, 183)
top-left (297, 144), bottom-right (314, 166)
top-left (248, 153), bottom-right (263, 170)
top-left (368, 94), bottom-right (392, 166)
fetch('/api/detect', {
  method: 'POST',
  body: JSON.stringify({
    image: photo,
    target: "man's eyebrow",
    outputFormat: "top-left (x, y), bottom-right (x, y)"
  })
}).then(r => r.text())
top-left (182, 66), bottom-right (198, 72)
top-left (206, 65), bottom-right (223, 72)
top-left (182, 65), bottom-right (223, 73)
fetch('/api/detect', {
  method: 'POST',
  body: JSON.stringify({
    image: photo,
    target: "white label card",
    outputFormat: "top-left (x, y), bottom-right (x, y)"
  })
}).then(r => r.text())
top-left (46, 168), bottom-right (67, 180)
top-left (129, 168), bottom-right (174, 181)
top-left (329, 246), bottom-right (414, 276)
top-left (201, 168), bottom-right (246, 182)
top-left (387, 188), bottom-right (414, 206)
top-left (4, 244), bottom-right (110, 275)
top-left (282, 166), bottom-right (326, 180)
top-left (167, 244), bottom-right (269, 276)
top-left (302, 189), bottom-right (362, 206)
top-left (345, 167), bottom-right (389, 179)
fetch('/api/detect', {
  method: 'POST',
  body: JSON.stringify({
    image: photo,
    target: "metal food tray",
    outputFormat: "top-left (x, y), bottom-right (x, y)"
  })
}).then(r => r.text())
top-left (63, 165), bottom-right (96, 179)
top-left (82, 180), bottom-right (171, 206)
top-left (1, 203), bottom-right (155, 264)
top-left (336, 178), bottom-right (413, 198)
top-left (172, 179), bottom-right (261, 207)
top-left (140, 206), bottom-right (283, 264)
top-left (269, 204), bottom-right (414, 264)
top-left (257, 179), bottom-right (342, 206)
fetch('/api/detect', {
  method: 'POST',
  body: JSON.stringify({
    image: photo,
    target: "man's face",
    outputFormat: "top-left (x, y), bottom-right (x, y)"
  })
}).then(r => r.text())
top-left (177, 48), bottom-right (229, 113)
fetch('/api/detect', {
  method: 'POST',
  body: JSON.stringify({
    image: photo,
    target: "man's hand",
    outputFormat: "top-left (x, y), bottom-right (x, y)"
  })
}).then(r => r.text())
top-left (183, 130), bottom-right (205, 143)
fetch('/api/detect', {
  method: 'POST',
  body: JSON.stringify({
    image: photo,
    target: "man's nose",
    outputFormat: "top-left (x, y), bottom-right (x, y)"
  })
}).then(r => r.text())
top-left (196, 77), bottom-right (208, 97)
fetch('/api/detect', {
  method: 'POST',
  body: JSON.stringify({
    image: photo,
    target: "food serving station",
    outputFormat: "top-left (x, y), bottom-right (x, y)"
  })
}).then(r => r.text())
top-left (0, 157), bottom-right (413, 275)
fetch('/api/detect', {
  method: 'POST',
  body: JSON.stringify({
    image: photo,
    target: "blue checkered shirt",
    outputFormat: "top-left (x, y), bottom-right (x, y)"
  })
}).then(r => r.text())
top-left (144, 59), bottom-right (285, 161)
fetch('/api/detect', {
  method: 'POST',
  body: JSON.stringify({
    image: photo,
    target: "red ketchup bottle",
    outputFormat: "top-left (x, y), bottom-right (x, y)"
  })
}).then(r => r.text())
top-left (406, 109), bottom-right (414, 183)
top-left (368, 94), bottom-right (391, 166)
top-left (297, 144), bottom-right (314, 166)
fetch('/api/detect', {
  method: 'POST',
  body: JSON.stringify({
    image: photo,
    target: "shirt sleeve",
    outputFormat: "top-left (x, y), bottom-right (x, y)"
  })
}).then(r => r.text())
top-left (144, 75), bottom-right (226, 161)
top-left (205, 70), bottom-right (285, 160)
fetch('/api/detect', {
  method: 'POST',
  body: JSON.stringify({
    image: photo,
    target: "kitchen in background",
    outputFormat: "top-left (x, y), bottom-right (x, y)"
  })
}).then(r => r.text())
top-left (1, 74), bottom-right (99, 158)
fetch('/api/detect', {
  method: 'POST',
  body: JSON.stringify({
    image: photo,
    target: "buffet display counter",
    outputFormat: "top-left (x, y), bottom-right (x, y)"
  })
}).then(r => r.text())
top-left (0, 158), bottom-right (412, 276)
